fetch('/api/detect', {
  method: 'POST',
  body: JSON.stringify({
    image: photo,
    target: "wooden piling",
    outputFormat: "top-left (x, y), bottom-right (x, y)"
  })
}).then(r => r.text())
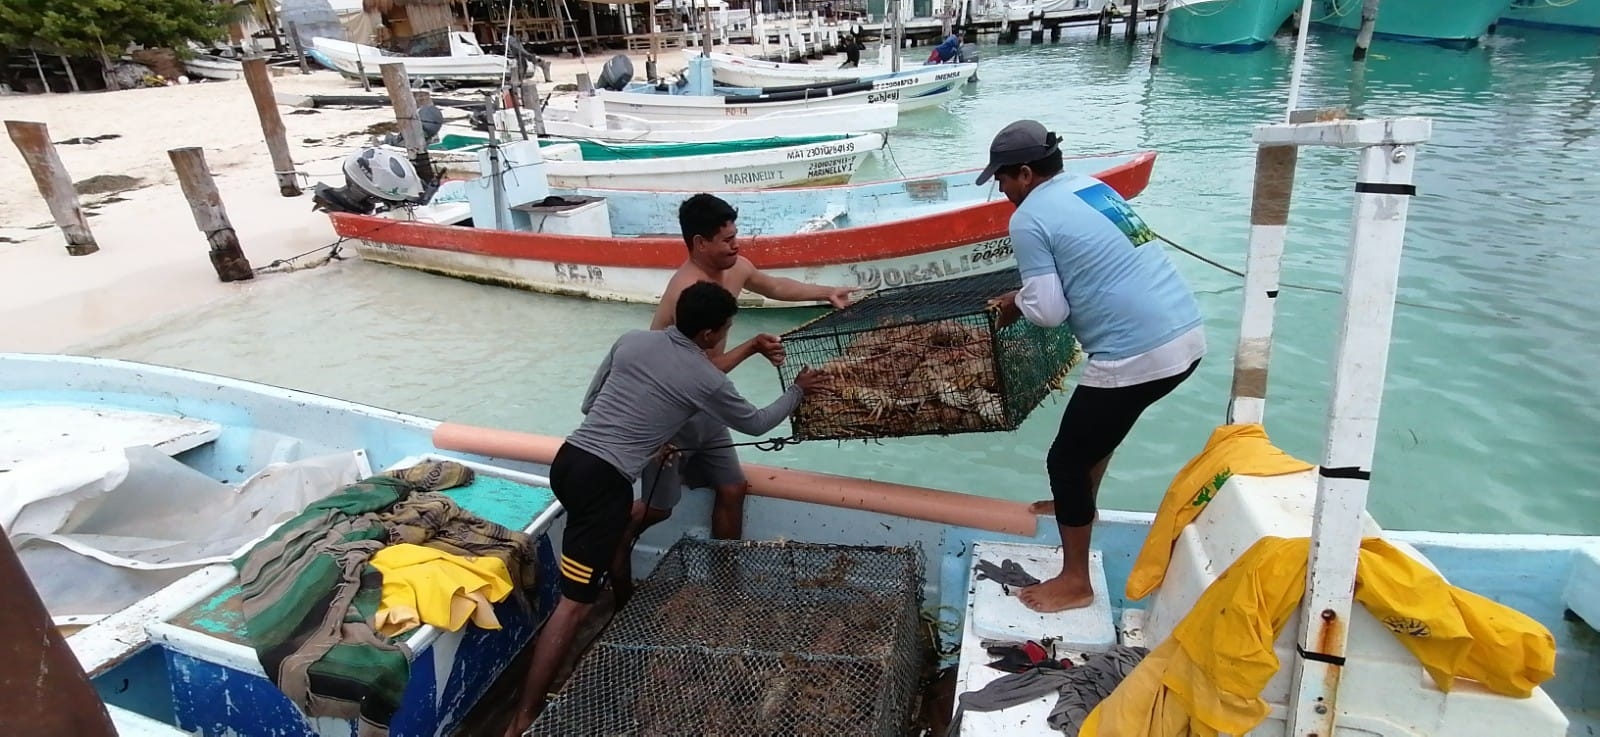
top-left (0, 526), bottom-right (117, 736)
top-left (241, 58), bottom-right (302, 197)
top-left (1126, 0), bottom-right (1142, 42)
top-left (1151, 0), bottom-right (1171, 66)
top-left (1353, 0), bottom-right (1381, 61)
top-left (379, 62), bottom-right (436, 184)
top-left (287, 22), bottom-right (311, 74)
top-left (169, 147), bottom-right (255, 283)
top-left (5, 120), bottom-right (98, 256)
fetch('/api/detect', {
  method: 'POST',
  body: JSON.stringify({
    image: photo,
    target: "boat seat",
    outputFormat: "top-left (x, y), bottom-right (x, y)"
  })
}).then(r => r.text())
top-left (952, 540), bottom-right (1116, 736)
top-left (0, 405), bottom-right (220, 472)
top-left (1565, 547), bottom-right (1600, 630)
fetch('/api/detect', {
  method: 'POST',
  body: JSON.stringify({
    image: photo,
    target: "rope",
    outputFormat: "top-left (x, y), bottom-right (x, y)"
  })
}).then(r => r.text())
top-left (1151, 229), bottom-right (1513, 322)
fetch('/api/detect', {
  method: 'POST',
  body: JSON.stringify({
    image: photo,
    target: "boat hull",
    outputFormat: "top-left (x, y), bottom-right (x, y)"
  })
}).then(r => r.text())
top-left (333, 151), bottom-right (1156, 306)
top-left (1165, 0), bottom-right (1304, 49)
top-left (691, 49), bottom-right (897, 87)
top-left (427, 132), bottom-right (886, 191)
top-left (504, 102), bottom-right (900, 143)
top-left (1498, 0), bottom-right (1600, 32)
top-left (183, 56), bottom-right (244, 81)
top-left (1312, 0), bottom-right (1517, 45)
top-left (600, 65), bottom-right (977, 121)
top-left (310, 37), bottom-right (510, 82)
top-left (3, 351), bottom-right (1596, 736)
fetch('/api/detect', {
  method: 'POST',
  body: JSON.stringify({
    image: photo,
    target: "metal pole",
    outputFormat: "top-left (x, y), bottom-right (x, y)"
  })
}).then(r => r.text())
top-left (1285, 0), bottom-right (1314, 120)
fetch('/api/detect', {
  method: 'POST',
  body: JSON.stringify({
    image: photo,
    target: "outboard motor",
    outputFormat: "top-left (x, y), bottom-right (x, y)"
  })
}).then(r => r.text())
top-left (312, 147), bottom-right (435, 215)
top-left (595, 54), bottom-right (634, 91)
top-left (379, 103), bottom-right (445, 147)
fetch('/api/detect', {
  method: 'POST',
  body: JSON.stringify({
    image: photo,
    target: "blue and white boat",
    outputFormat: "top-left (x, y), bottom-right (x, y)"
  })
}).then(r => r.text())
top-left (597, 54), bottom-right (978, 123)
top-left (3, 114), bottom-right (1596, 736)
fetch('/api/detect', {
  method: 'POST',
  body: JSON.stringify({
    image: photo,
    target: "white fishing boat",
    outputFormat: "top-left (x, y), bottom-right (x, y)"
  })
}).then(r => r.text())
top-left (422, 130), bottom-right (886, 190)
top-left (5, 112), bottom-right (1596, 737)
top-left (182, 53), bottom-right (244, 81)
top-left (493, 96), bottom-right (899, 143)
top-left (688, 47), bottom-right (899, 88)
top-left (309, 32), bottom-right (509, 83)
top-left (599, 54), bottom-right (977, 122)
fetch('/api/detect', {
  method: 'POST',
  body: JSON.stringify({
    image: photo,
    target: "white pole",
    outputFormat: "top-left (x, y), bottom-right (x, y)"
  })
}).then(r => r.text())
top-left (1284, 0), bottom-right (1314, 120)
top-left (1250, 116), bottom-right (1432, 737)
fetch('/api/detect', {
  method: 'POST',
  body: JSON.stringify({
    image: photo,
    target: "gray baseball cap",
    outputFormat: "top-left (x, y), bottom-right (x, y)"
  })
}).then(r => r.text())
top-left (975, 119), bottom-right (1060, 185)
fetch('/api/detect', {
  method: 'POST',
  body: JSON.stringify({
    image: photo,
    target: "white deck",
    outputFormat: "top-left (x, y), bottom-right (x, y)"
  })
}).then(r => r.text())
top-left (0, 405), bottom-right (221, 471)
top-left (953, 541), bottom-right (1118, 737)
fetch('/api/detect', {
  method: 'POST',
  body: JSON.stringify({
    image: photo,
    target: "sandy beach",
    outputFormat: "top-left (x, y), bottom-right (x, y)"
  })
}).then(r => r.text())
top-left (0, 46), bottom-right (806, 353)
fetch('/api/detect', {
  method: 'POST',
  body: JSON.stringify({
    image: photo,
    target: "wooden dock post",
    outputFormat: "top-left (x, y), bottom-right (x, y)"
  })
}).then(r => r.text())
top-left (287, 22), bottom-right (311, 74)
top-left (1151, 0), bottom-right (1171, 66)
top-left (241, 58), bottom-right (303, 197)
top-left (0, 525), bottom-right (117, 736)
top-left (169, 147), bottom-right (255, 282)
top-left (1126, 0), bottom-right (1142, 42)
top-left (1353, 0), bottom-right (1381, 61)
top-left (4, 120), bottom-right (98, 256)
top-left (379, 62), bottom-right (436, 184)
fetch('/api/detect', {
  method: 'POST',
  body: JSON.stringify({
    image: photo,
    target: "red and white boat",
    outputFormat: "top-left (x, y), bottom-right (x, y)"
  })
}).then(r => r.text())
top-left (329, 140), bottom-right (1157, 307)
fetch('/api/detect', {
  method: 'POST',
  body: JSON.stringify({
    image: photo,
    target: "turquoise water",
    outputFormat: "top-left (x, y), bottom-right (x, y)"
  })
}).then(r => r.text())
top-left (79, 27), bottom-right (1600, 535)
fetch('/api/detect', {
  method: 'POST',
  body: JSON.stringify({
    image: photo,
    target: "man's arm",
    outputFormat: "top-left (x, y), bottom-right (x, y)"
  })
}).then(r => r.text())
top-left (995, 216), bottom-right (1069, 328)
top-left (698, 375), bottom-right (806, 437)
top-left (744, 264), bottom-right (854, 309)
top-left (579, 340), bottom-right (620, 415)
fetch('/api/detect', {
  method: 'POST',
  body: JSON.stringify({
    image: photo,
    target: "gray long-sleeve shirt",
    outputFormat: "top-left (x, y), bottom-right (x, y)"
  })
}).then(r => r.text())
top-left (566, 328), bottom-right (803, 482)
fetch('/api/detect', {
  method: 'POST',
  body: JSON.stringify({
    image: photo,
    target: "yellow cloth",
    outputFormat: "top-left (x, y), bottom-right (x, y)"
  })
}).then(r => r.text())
top-left (1126, 423), bottom-right (1314, 601)
top-left (1081, 536), bottom-right (1558, 737)
top-left (369, 543), bottom-right (514, 637)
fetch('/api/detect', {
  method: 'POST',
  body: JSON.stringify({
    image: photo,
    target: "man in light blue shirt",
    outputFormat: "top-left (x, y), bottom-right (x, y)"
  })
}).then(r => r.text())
top-left (984, 119), bottom-right (1206, 613)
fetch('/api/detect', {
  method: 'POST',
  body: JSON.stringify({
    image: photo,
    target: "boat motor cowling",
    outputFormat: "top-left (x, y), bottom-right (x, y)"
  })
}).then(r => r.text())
top-left (596, 54), bottom-right (634, 91)
top-left (311, 147), bottom-right (435, 215)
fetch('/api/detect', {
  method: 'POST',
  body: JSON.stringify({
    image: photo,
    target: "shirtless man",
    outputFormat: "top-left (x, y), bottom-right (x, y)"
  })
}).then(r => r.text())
top-left (628, 193), bottom-right (855, 544)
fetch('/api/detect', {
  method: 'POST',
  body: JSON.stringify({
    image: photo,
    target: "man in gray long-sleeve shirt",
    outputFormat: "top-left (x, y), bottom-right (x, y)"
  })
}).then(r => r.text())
top-left (502, 281), bottom-right (823, 737)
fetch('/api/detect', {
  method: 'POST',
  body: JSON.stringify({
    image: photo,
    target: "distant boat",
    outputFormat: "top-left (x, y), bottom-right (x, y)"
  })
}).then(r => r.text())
top-left (687, 48), bottom-right (898, 88)
top-left (328, 140), bottom-right (1156, 306)
top-left (1163, 0), bottom-right (1304, 50)
top-left (422, 131), bottom-right (887, 191)
top-left (182, 53), bottom-right (244, 81)
top-left (1497, 0), bottom-right (1600, 32)
top-left (310, 32), bottom-right (509, 83)
top-left (598, 54), bottom-right (977, 123)
top-left (492, 96), bottom-right (901, 143)
top-left (1312, 0), bottom-right (1517, 46)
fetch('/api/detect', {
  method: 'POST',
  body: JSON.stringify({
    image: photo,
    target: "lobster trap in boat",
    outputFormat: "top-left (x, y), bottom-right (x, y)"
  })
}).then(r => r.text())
top-left (777, 270), bottom-right (1084, 441)
top-left (528, 538), bottom-right (928, 737)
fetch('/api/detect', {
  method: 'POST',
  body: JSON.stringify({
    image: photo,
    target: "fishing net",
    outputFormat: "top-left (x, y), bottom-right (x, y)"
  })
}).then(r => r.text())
top-left (776, 270), bottom-right (1084, 441)
top-left (528, 538), bottom-right (927, 737)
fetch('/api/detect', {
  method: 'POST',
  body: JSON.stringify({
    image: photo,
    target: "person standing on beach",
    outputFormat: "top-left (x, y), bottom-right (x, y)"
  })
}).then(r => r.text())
top-left (626, 193), bottom-right (855, 545)
top-left (983, 119), bottom-right (1206, 613)
top-left (501, 281), bottom-right (826, 736)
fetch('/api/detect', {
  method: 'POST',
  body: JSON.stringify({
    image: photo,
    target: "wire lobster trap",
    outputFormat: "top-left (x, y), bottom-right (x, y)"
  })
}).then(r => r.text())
top-left (528, 538), bottom-right (927, 737)
top-left (776, 269), bottom-right (1084, 441)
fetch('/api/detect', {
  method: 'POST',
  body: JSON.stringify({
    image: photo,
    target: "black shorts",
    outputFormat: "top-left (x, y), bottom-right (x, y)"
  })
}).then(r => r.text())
top-left (549, 442), bottom-right (632, 604)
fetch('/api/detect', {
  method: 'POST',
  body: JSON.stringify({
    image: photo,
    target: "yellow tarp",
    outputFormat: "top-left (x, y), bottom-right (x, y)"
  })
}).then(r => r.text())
top-left (370, 543), bottom-right (514, 637)
top-left (1081, 536), bottom-right (1558, 737)
top-left (1126, 423), bottom-right (1314, 601)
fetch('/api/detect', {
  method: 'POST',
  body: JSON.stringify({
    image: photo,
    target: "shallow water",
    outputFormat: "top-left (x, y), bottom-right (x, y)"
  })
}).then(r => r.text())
top-left (80, 26), bottom-right (1600, 534)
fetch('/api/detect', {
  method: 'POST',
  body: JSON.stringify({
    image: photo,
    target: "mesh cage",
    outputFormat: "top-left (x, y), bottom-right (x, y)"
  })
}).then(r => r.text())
top-left (528, 538), bottom-right (928, 737)
top-left (776, 269), bottom-right (1084, 441)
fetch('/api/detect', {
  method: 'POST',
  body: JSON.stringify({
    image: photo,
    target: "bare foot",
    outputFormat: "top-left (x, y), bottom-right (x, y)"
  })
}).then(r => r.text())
top-left (1018, 574), bottom-right (1095, 613)
top-left (1029, 500), bottom-right (1055, 515)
